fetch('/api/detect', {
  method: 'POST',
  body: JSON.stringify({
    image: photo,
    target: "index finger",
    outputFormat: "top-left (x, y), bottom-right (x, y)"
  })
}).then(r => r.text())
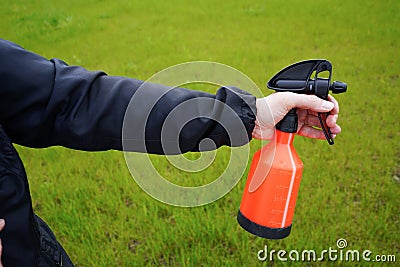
top-left (327, 94), bottom-right (339, 115)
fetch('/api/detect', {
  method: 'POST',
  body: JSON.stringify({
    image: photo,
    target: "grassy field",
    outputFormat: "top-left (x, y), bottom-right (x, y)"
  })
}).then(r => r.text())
top-left (1, 0), bottom-right (399, 266)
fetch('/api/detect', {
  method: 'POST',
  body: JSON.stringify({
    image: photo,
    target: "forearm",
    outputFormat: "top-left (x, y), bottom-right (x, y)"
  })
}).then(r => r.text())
top-left (123, 84), bottom-right (256, 154)
top-left (0, 39), bottom-right (256, 154)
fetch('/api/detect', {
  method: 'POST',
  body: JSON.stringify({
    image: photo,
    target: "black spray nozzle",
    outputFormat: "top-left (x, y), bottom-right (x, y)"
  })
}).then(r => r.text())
top-left (267, 59), bottom-right (347, 145)
top-left (267, 59), bottom-right (347, 99)
top-left (273, 79), bottom-right (347, 99)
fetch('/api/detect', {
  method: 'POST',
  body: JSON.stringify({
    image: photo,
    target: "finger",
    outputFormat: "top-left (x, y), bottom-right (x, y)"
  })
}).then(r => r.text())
top-left (304, 116), bottom-right (341, 135)
top-left (297, 104), bottom-right (325, 118)
top-left (326, 114), bottom-right (338, 128)
top-left (307, 110), bottom-right (320, 117)
top-left (299, 95), bottom-right (339, 117)
top-left (0, 219), bottom-right (4, 231)
top-left (297, 125), bottom-right (327, 140)
top-left (286, 93), bottom-right (334, 113)
top-left (329, 124), bottom-right (342, 135)
top-left (304, 114), bottom-right (321, 127)
top-left (296, 109), bottom-right (308, 121)
top-left (327, 94), bottom-right (339, 115)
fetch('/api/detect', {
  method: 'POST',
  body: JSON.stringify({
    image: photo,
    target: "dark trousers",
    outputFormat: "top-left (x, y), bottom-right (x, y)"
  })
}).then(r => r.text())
top-left (0, 125), bottom-right (74, 266)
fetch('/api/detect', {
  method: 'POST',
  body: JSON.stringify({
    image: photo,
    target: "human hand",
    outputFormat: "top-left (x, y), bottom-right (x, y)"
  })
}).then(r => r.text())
top-left (252, 92), bottom-right (341, 140)
top-left (0, 219), bottom-right (5, 267)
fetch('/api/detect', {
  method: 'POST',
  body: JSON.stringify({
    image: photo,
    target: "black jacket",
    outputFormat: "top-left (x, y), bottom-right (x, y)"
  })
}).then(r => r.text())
top-left (0, 39), bottom-right (257, 266)
top-left (0, 124), bottom-right (74, 266)
top-left (0, 39), bottom-right (256, 154)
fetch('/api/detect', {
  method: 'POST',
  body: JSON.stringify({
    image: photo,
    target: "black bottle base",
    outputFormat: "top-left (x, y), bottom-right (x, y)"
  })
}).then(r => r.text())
top-left (237, 210), bottom-right (292, 239)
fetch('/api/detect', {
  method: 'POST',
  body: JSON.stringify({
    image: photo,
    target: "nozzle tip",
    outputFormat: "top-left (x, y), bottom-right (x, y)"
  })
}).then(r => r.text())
top-left (330, 81), bottom-right (347, 94)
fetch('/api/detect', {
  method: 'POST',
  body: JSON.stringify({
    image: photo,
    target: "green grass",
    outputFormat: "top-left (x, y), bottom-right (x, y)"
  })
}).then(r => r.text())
top-left (1, 0), bottom-right (399, 266)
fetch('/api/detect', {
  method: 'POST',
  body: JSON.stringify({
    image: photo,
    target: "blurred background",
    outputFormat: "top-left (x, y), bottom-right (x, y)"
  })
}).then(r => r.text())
top-left (1, 0), bottom-right (399, 266)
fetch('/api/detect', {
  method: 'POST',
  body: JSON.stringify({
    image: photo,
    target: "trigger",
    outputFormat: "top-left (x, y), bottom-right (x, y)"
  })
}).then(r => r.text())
top-left (318, 113), bottom-right (334, 145)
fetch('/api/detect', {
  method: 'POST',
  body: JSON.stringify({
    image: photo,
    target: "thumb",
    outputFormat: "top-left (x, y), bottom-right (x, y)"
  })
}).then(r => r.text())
top-left (285, 93), bottom-right (334, 112)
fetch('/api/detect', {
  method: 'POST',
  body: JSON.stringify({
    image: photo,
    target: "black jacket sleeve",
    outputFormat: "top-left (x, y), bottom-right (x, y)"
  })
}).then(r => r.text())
top-left (0, 39), bottom-right (256, 154)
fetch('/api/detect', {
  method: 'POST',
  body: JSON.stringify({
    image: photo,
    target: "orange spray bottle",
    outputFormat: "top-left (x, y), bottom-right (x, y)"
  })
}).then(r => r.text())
top-left (237, 60), bottom-right (347, 239)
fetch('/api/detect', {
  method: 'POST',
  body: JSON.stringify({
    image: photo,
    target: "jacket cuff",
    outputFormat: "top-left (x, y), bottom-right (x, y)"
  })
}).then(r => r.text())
top-left (207, 86), bottom-right (256, 148)
top-left (227, 86), bottom-right (257, 143)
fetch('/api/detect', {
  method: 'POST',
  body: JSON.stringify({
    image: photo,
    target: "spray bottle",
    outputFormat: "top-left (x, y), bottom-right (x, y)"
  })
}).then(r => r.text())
top-left (237, 60), bottom-right (347, 239)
